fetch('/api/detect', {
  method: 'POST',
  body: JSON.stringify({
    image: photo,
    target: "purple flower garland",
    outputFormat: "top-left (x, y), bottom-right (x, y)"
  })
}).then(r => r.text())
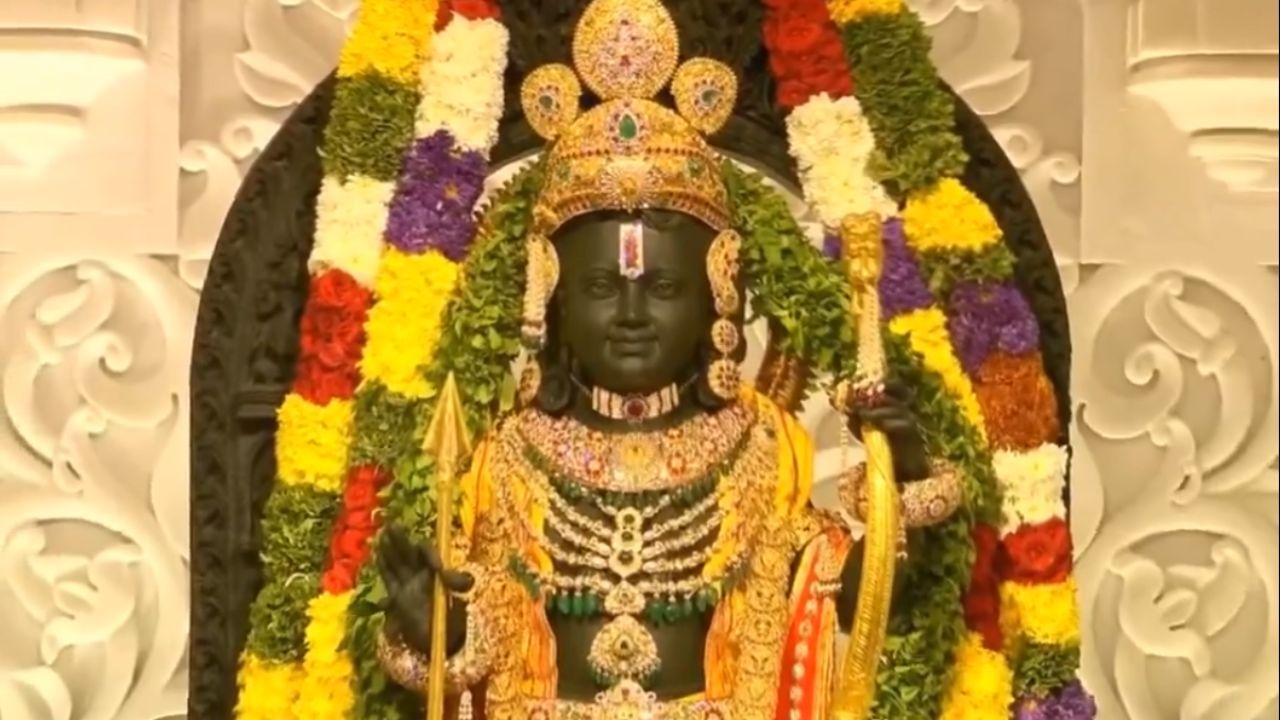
top-left (385, 130), bottom-right (487, 260)
top-left (1016, 681), bottom-right (1097, 720)
top-left (878, 217), bottom-right (935, 318)
top-left (946, 280), bottom-right (1040, 373)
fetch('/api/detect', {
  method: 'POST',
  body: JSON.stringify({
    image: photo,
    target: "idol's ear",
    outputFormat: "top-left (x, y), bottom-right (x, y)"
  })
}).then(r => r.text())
top-left (672, 58), bottom-right (738, 136)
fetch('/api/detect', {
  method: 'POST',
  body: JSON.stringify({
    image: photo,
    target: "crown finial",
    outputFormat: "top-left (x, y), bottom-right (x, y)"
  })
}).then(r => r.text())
top-left (573, 0), bottom-right (680, 101)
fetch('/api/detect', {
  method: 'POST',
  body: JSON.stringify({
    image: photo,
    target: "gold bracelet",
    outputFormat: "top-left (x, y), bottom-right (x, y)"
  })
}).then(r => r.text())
top-left (376, 630), bottom-right (431, 693)
top-left (374, 600), bottom-right (496, 694)
top-left (839, 459), bottom-right (964, 530)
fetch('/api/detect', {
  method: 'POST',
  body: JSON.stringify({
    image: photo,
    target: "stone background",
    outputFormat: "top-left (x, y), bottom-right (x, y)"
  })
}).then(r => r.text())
top-left (0, 1), bottom-right (1275, 718)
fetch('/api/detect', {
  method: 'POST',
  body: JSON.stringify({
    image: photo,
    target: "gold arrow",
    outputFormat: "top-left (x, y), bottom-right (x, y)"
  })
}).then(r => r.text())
top-left (421, 373), bottom-right (473, 720)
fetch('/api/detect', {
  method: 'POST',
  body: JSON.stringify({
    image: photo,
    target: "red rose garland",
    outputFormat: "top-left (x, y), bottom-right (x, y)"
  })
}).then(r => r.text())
top-left (293, 269), bottom-right (373, 405)
top-left (322, 465), bottom-right (391, 594)
top-left (999, 518), bottom-right (1072, 585)
top-left (963, 523), bottom-right (1003, 651)
top-left (761, 0), bottom-right (854, 109)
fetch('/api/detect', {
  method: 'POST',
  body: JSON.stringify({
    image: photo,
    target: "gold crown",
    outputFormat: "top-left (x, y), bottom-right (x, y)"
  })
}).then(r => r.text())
top-left (520, 0), bottom-right (739, 234)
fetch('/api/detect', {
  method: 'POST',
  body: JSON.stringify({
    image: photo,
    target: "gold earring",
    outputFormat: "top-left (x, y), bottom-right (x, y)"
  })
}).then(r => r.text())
top-left (706, 229), bottom-right (743, 401)
top-left (521, 233), bottom-right (559, 351)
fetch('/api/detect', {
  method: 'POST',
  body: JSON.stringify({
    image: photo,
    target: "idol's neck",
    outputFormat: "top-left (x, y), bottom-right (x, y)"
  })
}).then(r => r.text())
top-left (564, 373), bottom-right (707, 433)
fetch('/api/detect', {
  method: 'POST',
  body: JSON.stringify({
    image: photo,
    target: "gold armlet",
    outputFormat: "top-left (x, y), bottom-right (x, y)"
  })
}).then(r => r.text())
top-left (839, 460), bottom-right (964, 530)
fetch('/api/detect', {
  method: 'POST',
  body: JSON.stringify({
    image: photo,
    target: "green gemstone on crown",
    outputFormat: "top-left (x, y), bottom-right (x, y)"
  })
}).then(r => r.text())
top-left (539, 94), bottom-right (556, 111)
top-left (618, 113), bottom-right (639, 140)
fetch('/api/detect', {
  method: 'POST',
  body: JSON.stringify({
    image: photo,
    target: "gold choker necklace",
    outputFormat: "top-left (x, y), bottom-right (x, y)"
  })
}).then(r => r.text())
top-left (581, 381), bottom-right (682, 423)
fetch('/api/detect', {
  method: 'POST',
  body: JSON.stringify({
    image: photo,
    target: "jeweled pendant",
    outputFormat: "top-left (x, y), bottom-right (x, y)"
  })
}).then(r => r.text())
top-left (587, 614), bottom-right (661, 687)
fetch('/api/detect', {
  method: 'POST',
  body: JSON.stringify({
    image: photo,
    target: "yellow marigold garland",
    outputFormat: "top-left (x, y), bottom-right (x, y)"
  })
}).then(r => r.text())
top-left (889, 307), bottom-right (988, 440)
top-left (360, 248), bottom-right (461, 398)
top-left (1000, 579), bottom-right (1082, 646)
top-left (236, 655), bottom-right (302, 720)
top-left (903, 178), bottom-right (1002, 253)
top-left (827, 0), bottom-right (904, 24)
top-left (939, 633), bottom-right (1015, 720)
top-left (337, 0), bottom-right (440, 85)
top-left (295, 592), bottom-right (358, 719)
top-left (276, 394), bottom-right (355, 493)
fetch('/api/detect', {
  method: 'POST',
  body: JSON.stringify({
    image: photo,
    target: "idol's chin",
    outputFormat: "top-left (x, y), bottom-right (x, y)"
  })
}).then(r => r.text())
top-left (594, 356), bottom-right (679, 396)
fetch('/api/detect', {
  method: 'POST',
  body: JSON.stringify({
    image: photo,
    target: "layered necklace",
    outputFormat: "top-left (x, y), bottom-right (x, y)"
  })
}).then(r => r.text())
top-left (493, 402), bottom-right (776, 689)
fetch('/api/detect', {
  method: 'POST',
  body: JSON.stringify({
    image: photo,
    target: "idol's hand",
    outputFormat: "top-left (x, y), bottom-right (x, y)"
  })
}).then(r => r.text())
top-left (848, 380), bottom-right (931, 482)
top-left (376, 524), bottom-right (473, 656)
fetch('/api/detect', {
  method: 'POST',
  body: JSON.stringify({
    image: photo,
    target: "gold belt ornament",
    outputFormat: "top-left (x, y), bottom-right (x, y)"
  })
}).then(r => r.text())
top-left (830, 214), bottom-right (903, 720)
top-left (536, 681), bottom-right (728, 720)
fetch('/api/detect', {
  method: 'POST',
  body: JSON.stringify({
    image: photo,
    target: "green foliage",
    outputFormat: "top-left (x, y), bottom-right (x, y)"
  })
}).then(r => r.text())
top-left (867, 334), bottom-right (995, 719)
top-left (918, 243), bottom-right (1017, 299)
top-left (1014, 642), bottom-right (1081, 699)
top-left (244, 483), bottom-right (337, 662)
top-left (259, 484), bottom-right (340, 578)
top-left (245, 571), bottom-right (321, 662)
top-left (351, 382), bottom-right (428, 468)
top-left (322, 72), bottom-right (420, 182)
top-left (425, 161), bottom-right (545, 433)
top-left (840, 12), bottom-right (968, 198)
top-left (724, 161), bottom-right (857, 381)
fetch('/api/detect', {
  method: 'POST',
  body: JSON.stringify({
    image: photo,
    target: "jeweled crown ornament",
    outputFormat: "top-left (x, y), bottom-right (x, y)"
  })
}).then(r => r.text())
top-left (520, 0), bottom-right (739, 236)
top-left (518, 0), bottom-right (745, 402)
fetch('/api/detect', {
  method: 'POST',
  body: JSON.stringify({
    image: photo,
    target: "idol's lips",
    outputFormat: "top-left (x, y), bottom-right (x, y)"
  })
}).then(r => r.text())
top-left (607, 334), bottom-right (658, 354)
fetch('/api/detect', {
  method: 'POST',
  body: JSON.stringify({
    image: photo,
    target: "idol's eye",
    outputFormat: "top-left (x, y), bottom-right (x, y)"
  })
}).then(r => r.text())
top-left (585, 275), bottom-right (618, 298)
top-left (649, 277), bottom-right (680, 298)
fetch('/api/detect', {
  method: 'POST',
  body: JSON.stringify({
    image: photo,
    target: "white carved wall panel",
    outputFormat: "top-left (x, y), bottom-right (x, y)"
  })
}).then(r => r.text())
top-left (0, 0), bottom-right (1274, 718)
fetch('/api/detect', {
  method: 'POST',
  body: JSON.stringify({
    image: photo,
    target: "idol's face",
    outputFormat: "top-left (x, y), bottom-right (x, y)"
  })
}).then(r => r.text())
top-left (551, 210), bottom-right (714, 395)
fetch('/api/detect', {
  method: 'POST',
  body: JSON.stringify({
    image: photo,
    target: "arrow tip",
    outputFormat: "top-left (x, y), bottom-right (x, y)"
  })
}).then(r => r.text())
top-left (422, 372), bottom-right (473, 463)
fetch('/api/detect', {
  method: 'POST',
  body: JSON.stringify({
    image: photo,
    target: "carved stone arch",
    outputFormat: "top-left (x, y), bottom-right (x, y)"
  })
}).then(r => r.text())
top-left (190, 68), bottom-right (1070, 720)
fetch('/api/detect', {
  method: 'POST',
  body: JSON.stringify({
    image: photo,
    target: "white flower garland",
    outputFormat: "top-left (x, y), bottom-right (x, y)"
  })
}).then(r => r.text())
top-left (785, 92), bottom-right (897, 228)
top-left (993, 443), bottom-right (1069, 536)
top-left (415, 17), bottom-right (510, 155)
top-left (309, 175), bottom-right (396, 287)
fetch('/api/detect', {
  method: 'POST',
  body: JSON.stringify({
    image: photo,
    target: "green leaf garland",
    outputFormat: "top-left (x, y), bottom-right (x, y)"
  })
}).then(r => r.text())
top-left (838, 12), bottom-right (968, 199)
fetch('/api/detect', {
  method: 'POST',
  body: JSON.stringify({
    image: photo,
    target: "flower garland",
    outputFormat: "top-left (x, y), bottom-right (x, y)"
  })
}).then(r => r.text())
top-left (294, 8), bottom-right (509, 720)
top-left (764, 0), bottom-right (1090, 716)
top-left (234, 2), bottom-right (443, 716)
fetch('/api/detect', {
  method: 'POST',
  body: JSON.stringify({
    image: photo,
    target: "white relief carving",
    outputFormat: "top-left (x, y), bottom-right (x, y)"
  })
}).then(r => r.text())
top-left (913, 0), bottom-right (1032, 116)
top-left (1070, 264), bottom-right (1279, 718)
top-left (234, 0), bottom-right (355, 109)
top-left (0, 254), bottom-right (198, 720)
top-left (178, 0), bottom-right (350, 290)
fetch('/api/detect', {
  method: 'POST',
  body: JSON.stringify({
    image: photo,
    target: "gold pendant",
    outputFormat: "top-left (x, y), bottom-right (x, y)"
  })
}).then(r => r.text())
top-left (587, 614), bottom-right (661, 687)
